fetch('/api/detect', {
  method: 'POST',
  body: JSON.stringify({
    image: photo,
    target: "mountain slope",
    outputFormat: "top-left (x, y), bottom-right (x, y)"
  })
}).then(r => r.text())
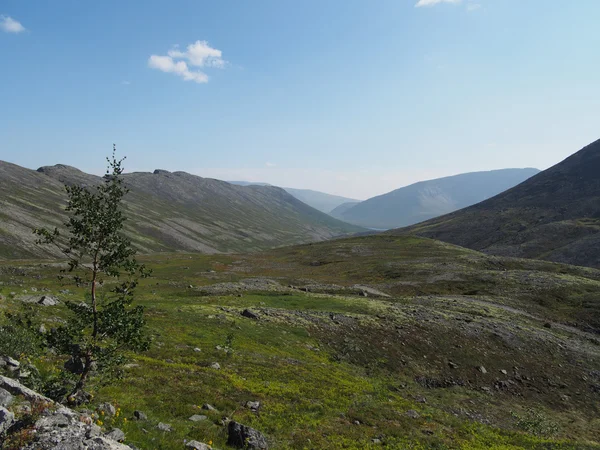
top-left (396, 139), bottom-right (600, 268)
top-left (228, 181), bottom-right (359, 213)
top-left (331, 168), bottom-right (540, 229)
top-left (0, 162), bottom-right (363, 259)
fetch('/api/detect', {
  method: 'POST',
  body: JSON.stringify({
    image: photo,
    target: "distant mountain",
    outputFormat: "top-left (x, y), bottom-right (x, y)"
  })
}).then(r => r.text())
top-left (228, 182), bottom-right (359, 213)
top-left (396, 139), bottom-right (600, 268)
top-left (0, 162), bottom-right (364, 260)
top-left (331, 168), bottom-right (540, 229)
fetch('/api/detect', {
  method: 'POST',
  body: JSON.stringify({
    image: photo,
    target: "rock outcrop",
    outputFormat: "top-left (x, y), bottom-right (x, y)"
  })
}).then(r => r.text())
top-left (0, 376), bottom-right (131, 449)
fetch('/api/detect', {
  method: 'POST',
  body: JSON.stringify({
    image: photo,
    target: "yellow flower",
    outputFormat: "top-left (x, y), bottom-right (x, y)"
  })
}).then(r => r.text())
top-left (208, 440), bottom-right (213, 445)
top-left (123, 418), bottom-right (127, 423)
top-left (100, 411), bottom-right (105, 416)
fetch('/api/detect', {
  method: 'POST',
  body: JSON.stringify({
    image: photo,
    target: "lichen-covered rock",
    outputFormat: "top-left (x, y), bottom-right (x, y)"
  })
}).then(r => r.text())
top-left (0, 387), bottom-right (14, 407)
top-left (227, 421), bottom-right (268, 449)
top-left (0, 406), bottom-right (15, 435)
top-left (0, 377), bottom-right (129, 450)
top-left (185, 441), bottom-right (211, 450)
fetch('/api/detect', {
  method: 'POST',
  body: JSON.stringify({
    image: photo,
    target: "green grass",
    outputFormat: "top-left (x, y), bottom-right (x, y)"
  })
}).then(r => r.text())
top-left (1, 235), bottom-right (600, 449)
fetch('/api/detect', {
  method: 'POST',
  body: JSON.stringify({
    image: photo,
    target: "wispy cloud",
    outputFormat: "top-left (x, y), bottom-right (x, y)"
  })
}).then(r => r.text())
top-left (121, 80), bottom-right (131, 85)
top-left (0, 15), bottom-right (25, 33)
top-left (415, 0), bottom-right (461, 7)
top-left (148, 40), bottom-right (225, 84)
top-left (265, 162), bottom-right (276, 167)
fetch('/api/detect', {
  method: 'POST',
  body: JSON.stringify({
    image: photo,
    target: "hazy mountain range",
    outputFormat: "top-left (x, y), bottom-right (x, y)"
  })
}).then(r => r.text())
top-left (330, 168), bottom-right (540, 229)
top-left (228, 181), bottom-right (359, 213)
top-left (398, 139), bottom-right (600, 268)
top-left (0, 163), bottom-right (363, 259)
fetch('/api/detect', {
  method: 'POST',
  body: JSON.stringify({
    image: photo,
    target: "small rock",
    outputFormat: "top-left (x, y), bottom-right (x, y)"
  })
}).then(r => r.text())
top-left (38, 295), bottom-right (59, 306)
top-left (186, 441), bottom-right (212, 450)
top-left (188, 414), bottom-right (208, 422)
top-left (477, 366), bottom-right (487, 374)
top-left (227, 421), bottom-right (268, 449)
top-left (500, 369), bottom-right (508, 375)
top-left (133, 410), bottom-right (147, 421)
top-left (210, 362), bottom-right (221, 370)
top-left (353, 420), bottom-right (361, 425)
top-left (0, 388), bottom-right (14, 407)
top-left (245, 401), bottom-right (260, 411)
top-left (3, 356), bottom-right (20, 368)
top-left (448, 361), bottom-right (459, 369)
top-left (98, 402), bottom-right (117, 417)
top-left (193, 347), bottom-right (202, 352)
top-left (371, 438), bottom-right (381, 444)
top-left (241, 309), bottom-right (259, 320)
top-left (157, 422), bottom-right (172, 432)
top-left (415, 396), bottom-right (427, 404)
top-left (201, 403), bottom-right (217, 411)
top-left (0, 406), bottom-right (15, 435)
top-left (105, 428), bottom-right (126, 442)
top-left (406, 410), bottom-right (420, 419)
top-left (544, 322), bottom-right (552, 329)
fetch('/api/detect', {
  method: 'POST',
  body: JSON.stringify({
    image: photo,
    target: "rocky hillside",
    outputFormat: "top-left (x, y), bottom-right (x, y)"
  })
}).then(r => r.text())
top-left (397, 139), bottom-right (600, 268)
top-left (0, 162), bottom-right (363, 260)
top-left (331, 168), bottom-right (540, 229)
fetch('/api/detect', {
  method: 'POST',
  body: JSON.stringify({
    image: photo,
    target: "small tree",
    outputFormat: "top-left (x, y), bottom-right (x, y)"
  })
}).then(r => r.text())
top-left (34, 146), bottom-right (150, 400)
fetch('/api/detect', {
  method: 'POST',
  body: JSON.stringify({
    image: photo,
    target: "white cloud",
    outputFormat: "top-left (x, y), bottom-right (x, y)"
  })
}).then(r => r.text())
top-left (415, 0), bottom-right (461, 7)
top-left (0, 15), bottom-right (25, 33)
top-left (148, 40), bottom-right (225, 84)
top-left (121, 80), bottom-right (131, 85)
top-left (265, 162), bottom-right (276, 167)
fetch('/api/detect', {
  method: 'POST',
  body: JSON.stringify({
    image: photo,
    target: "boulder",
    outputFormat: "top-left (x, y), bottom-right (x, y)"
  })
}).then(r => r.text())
top-left (98, 403), bottom-right (117, 417)
top-left (38, 295), bottom-right (59, 306)
top-left (133, 410), bottom-right (147, 421)
top-left (188, 414), bottom-right (208, 422)
top-left (245, 401), bottom-right (260, 411)
top-left (104, 428), bottom-right (126, 442)
top-left (157, 422), bottom-right (172, 432)
top-left (406, 410), bottom-right (420, 419)
top-left (227, 421), bottom-right (268, 449)
top-left (241, 309), bottom-right (259, 320)
top-left (210, 362), bottom-right (221, 370)
top-left (0, 406), bottom-right (15, 435)
top-left (201, 403), bottom-right (217, 411)
top-left (0, 387), bottom-right (14, 407)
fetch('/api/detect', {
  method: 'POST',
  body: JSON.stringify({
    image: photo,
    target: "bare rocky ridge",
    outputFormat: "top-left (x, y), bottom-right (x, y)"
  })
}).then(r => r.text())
top-left (0, 161), bottom-right (363, 260)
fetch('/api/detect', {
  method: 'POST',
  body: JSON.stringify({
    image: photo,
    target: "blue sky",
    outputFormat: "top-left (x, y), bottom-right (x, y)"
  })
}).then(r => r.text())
top-left (1, 0), bottom-right (599, 199)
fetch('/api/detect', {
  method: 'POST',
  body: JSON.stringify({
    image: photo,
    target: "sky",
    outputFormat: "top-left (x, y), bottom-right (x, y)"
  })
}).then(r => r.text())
top-left (1, 0), bottom-right (599, 200)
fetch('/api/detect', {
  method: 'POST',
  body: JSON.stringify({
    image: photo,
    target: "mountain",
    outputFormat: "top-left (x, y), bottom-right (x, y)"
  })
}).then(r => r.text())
top-left (330, 168), bottom-right (540, 229)
top-left (0, 162), bottom-right (364, 259)
top-left (228, 181), bottom-right (359, 213)
top-left (397, 139), bottom-right (600, 268)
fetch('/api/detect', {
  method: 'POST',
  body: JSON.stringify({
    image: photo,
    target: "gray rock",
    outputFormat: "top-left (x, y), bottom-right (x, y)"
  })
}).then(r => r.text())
top-left (98, 403), bottom-right (117, 417)
top-left (241, 309), bottom-right (259, 319)
top-left (0, 374), bottom-right (52, 403)
top-left (0, 406), bottom-right (15, 435)
top-left (133, 410), bottom-right (147, 421)
top-left (0, 388), bottom-right (14, 407)
top-left (448, 361), bottom-right (459, 369)
top-left (245, 400), bottom-right (260, 411)
top-left (38, 295), bottom-right (59, 306)
top-left (188, 414), bottom-right (208, 422)
top-left (210, 362), bottom-right (221, 370)
top-left (193, 347), bottom-right (202, 352)
top-left (36, 412), bottom-right (72, 429)
top-left (477, 366), bottom-right (488, 374)
top-left (227, 421), bottom-right (268, 449)
top-left (201, 403), bottom-right (217, 411)
top-left (3, 356), bottom-right (20, 368)
top-left (104, 428), bottom-right (125, 442)
top-left (500, 369), bottom-right (508, 375)
top-left (186, 441), bottom-right (211, 450)
top-left (406, 410), bottom-right (420, 419)
top-left (157, 422), bottom-right (172, 432)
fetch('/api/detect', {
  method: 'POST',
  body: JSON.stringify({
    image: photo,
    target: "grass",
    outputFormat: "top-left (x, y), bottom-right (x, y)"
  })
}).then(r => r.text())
top-left (1, 235), bottom-right (600, 449)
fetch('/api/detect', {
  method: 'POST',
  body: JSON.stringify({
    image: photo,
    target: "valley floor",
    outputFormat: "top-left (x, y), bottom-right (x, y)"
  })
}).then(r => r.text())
top-left (1, 235), bottom-right (600, 449)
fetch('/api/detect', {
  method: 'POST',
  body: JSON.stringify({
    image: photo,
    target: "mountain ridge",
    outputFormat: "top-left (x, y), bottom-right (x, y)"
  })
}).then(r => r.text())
top-left (395, 138), bottom-right (600, 268)
top-left (331, 168), bottom-right (540, 229)
top-left (0, 161), bottom-right (364, 259)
